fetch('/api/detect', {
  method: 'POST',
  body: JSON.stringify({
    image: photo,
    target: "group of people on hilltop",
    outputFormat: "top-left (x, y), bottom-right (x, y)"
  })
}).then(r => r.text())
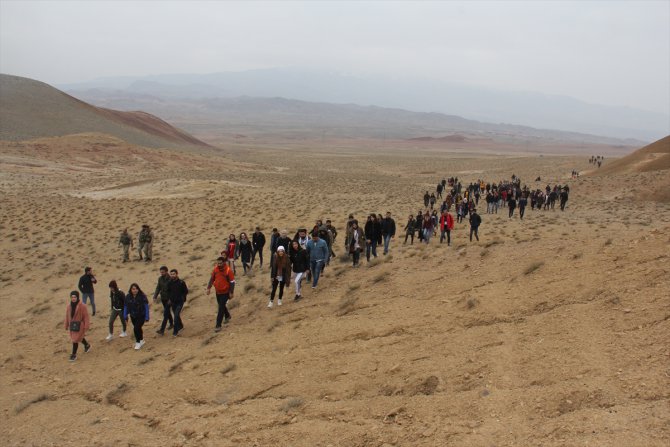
top-left (589, 156), bottom-right (604, 168)
top-left (118, 225), bottom-right (154, 262)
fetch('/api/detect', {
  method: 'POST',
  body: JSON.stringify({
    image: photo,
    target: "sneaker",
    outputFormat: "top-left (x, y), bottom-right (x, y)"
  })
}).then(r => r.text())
top-left (156, 329), bottom-right (164, 336)
top-left (167, 324), bottom-right (174, 330)
top-left (69, 354), bottom-right (77, 362)
top-left (139, 340), bottom-right (145, 348)
top-left (294, 295), bottom-right (302, 302)
top-left (214, 326), bottom-right (222, 333)
top-left (278, 299), bottom-right (283, 306)
top-left (84, 343), bottom-right (91, 353)
top-left (92, 311), bottom-right (96, 316)
top-left (224, 317), bottom-right (231, 325)
top-left (119, 331), bottom-right (128, 337)
top-left (311, 285), bottom-right (316, 289)
top-left (106, 334), bottom-right (113, 341)
top-left (134, 342), bottom-right (141, 350)
top-left (267, 301), bottom-right (273, 308)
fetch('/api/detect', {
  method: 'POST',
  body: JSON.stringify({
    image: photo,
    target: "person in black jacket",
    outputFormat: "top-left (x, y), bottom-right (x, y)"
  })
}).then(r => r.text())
top-left (469, 209), bottom-right (482, 242)
top-left (289, 240), bottom-right (309, 301)
top-left (106, 280), bottom-right (127, 341)
top-left (251, 227), bottom-right (266, 268)
top-left (166, 269), bottom-right (188, 337)
top-left (123, 283), bottom-right (150, 350)
top-left (381, 212), bottom-right (396, 255)
top-left (153, 266), bottom-right (173, 335)
top-left (364, 215), bottom-right (378, 262)
top-left (78, 266), bottom-right (97, 316)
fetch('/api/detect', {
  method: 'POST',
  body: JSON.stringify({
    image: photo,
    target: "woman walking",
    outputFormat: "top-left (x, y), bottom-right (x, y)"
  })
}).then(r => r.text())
top-left (64, 291), bottom-right (91, 362)
top-left (289, 240), bottom-right (309, 300)
top-left (236, 232), bottom-right (253, 275)
top-left (223, 234), bottom-right (237, 274)
top-left (106, 280), bottom-right (127, 341)
top-left (403, 214), bottom-right (416, 244)
top-left (347, 220), bottom-right (366, 267)
top-left (123, 283), bottom-right (150, 350)
top-left (268, 246), bottom-right (291, 308)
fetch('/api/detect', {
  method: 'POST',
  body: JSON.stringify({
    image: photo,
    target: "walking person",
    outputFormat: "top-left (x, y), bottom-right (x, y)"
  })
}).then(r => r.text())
top-left (560, 188), bottom-right (569, 211)
top-left (152, 266), bottom-right (173, 335)
top-left (123, 283), bottom-right (150, 350)
top-left (519, 195), bottom-right (527, 220)
top-left (346, 220), bottom-right (365, 267)
top-left (106, 280), bottom-right (127, 341)
top-left (64, 291), bottom-right (91, 361)
top-left (236, 232), bottom-right (253, 275)
top-left (223, 234), bottom-right (237, 274)
top-left (118, 229), bottom-right (133, 262)
top-left (78, 266), bottom-right (97, 316)
top-left (508, 196), bottom-right (517, 218)
top-left (206, 254), bottom-right (236, 332)
top-left (381, 212), bottom-right (396, 255)
top-left (439, 209), bottom-right (454, 245)
top-left (166, 269), bottom-right (188, 337)
top-left (469, 209), bottom-right (482, 242)
top-left (306, 232), bottom-right (329, 288)
top-left (268, 246), bottom-right (291, 308)
top-left (138, 225), bottom-right (153, 262)
top-left (251, 227), bottom-right (266, 268)
top-left (364, 215), bottom-right (379, 261)
top-left (403, 214), bottom-right (416, 245)
top-left (289, 240), bottom-right (309, 301)
top-left (422, 212), bottom-right (434, 243)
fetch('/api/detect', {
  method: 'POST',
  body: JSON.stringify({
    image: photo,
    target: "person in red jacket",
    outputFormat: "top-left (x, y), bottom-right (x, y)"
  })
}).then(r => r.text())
top-left (206, 254), bottom-right (236, 332)
top-left (223, 234), bottom-right (237, 274)
top-left (64, 291), bottom-right (91, 362)
top-left (439, 209), bottom-right (455, 246)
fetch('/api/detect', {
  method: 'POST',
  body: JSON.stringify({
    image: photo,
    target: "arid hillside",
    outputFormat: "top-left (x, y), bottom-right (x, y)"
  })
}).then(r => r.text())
top-left (0, 136), bottom-right (668, 446)
top-left (0, 74), bottom-right (210, 149)
top-left (592, 135), bottom-right (670, 175)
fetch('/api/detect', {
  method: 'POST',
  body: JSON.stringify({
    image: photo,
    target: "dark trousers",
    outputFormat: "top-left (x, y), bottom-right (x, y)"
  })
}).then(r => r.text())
top-left (519, 206), bottom-right (526, 219)
top-left (366, 240), bottom-right (377, 261)
top-left (509, 206), bottom-right (515, 218)
top-left (352, 249), bottom-right (361, 266)
top-left (470, 226), bottom-right (479, 241)
top-left (560, 200), bottom-right (567, 211)
top-left (72, 338), bottom-right (89, 355)
top-left (440, 229), bottom-right (451, 245)
top-left (159, 300), bottom-right (173, 331)
top-left (109, 308), bottom-right (127, 333)
top-left (215, 293), bottom-right (231, 328)
top-left (171, 301), bottom-right (184, 335)
top-left (404, 232), bottom-right (414, 244)
top-left (251, 247), bottom-right (263, 266)
top-left (130, 316), bottom-right (144, 342)
top-left (270, 279), bottom-right (285, 301)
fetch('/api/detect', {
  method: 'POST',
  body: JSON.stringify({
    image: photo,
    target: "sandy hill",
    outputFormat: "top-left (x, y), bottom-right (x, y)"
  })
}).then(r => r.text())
top-left (0, 74), bottom-right (210, 149)
top-left (593, 135), bottom-right (670, 175)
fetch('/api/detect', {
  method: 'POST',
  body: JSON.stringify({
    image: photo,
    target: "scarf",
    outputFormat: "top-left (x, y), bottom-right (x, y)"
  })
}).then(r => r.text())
top-left (70, 299), bottom-right (79, 318)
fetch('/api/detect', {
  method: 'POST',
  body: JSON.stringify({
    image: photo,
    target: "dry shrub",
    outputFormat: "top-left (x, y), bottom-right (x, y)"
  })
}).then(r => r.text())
top-left (524, 261), bottom-right (544, 275)
top-left (221, 363), bottom-right (236, 375)
top-left (106, 382), bottom-right (130, 406)
top-left (279, 397), bottom-right (304, 412)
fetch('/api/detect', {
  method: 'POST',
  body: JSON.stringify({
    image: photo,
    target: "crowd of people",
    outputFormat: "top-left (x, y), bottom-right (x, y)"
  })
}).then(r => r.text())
top-left (65, 173), bottom-right (570, 361)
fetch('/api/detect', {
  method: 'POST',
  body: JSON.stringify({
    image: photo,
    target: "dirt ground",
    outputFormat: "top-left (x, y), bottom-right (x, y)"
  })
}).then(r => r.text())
top-left (1, 134), bottom-right (668, 446)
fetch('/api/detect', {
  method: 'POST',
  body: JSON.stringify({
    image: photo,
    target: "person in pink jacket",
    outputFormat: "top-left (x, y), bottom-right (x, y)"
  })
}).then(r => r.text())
top-left (64, 291), bottom-right (91, 362)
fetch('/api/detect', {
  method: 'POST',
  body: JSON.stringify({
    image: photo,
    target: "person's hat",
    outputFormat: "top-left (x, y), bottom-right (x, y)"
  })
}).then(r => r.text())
top-left (277, 246), bottom-right (285, 252)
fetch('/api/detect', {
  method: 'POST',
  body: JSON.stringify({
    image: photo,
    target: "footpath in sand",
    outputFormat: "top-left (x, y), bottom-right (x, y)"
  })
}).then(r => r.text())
top-left (0, 135), bottom-right (668, 446)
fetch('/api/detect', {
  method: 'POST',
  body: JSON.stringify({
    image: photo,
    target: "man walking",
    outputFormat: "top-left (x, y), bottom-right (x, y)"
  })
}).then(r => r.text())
top-left (439, 209), bottom-right (454, 245)
top-left (118, 229), bottom-right (133, 262)
top-left (381, 212), bottom-right (396, 255)
top-left (138, 225), bottom-right (153, 261)
top-left (251, 226), bottom-right (266, 268)
top-left (78, 266), bottom-right (97, 316)
top-left (206, 254), bottom-right (236, 332)
top-left (153, 266), bottom-right (173, 335)
top-left (167, 269), bottom-right (188, 337)
top-left (469, 209), bottom-right (482, 242)
top-left (306, 232), bottom-right (329, 289)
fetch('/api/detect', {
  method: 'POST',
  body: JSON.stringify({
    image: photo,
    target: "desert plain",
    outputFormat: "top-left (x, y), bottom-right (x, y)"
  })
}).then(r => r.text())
top-left (0, 131), bottom-right (669, 447)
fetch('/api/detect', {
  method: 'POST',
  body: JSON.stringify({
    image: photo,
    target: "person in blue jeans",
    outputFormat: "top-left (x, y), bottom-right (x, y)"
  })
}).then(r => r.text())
top-left (306, 232), bottom-right (329, 288)
top-left (78, 266), bottom-right (97, 316)
top-left (381, 212), bottom-right (396, 255)
top-left (364, 215), bottom-right (378, 261)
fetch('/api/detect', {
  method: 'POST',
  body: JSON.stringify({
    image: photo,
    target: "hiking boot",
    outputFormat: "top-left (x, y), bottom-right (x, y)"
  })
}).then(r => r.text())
top-left (156, 329), bottom-right (164, 336)
top-left (105, 334), bottom-right (113, 341)
top-left (214, 326), bottom-right (222, 333)
top-left (224, 317), bottom-right (231, 325)
top-left (69, 354), bottom-right (77, 362)
top-left (167, 324), bottom-right (174, 330)
top-left (294, 295), bottom-right (302, 302)
top-left (119, 331), bottom-right (128, 337)
top-left (278, 299), bottom-right (282, 306)
top-left (267, 301), bottom-right (273, 309)
top-left (84, 343), bottom-right (91, 353)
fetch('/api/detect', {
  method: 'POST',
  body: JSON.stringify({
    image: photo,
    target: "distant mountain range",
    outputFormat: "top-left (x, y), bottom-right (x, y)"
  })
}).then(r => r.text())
top-left (60, 68), bottom-right (668, 142)
top-left (0, 74), bottom-right (209, 148)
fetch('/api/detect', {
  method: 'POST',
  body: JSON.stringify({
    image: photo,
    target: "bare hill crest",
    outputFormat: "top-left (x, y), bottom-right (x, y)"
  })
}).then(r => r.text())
top-left (0, 74), bottom-right (210, 149)
top-left (592, 135), bottom-right (670, 175)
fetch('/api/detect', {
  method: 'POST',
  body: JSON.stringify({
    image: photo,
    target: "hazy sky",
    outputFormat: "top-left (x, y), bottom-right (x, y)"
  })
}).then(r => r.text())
top-left (1, 0), bottom-right (668, 114)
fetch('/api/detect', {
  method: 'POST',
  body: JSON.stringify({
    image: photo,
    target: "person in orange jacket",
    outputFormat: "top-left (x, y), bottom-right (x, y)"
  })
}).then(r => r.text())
top-left (206, 254), bottom-right (236, 332)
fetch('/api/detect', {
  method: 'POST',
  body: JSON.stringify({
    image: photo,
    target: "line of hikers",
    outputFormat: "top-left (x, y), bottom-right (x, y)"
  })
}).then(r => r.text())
top-left (118, 225), bottom-right (154, 262)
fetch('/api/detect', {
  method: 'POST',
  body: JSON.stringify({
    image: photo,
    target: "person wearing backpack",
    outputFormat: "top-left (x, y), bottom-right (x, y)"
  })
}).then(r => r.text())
top-left (118, 229), bottom-right (133, 262)
top-left (206, 254), bottom-right (236, 332)
top-left (153, 266), bottom-right (173, 335)
top-left (138, 225), bottom-right (153, 261)
top-left (167, 269), bottom-right (188, 337)
top-left (106, 280), bottom-right (127, 341)
top-left (64, 291), bottom-right (91, 362)
top-left (469, 209), bottom-right (482, 242)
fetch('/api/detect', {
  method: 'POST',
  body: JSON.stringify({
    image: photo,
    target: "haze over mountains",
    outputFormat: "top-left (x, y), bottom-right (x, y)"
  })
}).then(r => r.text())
top-left (61, 68), bottom-right (668, 142)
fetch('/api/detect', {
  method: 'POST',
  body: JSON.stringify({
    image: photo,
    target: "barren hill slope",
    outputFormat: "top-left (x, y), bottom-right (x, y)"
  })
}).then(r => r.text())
top-left (593, 136), bottom-right (670, 175)
top-left (0, 74), bottom-right (210, 149)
